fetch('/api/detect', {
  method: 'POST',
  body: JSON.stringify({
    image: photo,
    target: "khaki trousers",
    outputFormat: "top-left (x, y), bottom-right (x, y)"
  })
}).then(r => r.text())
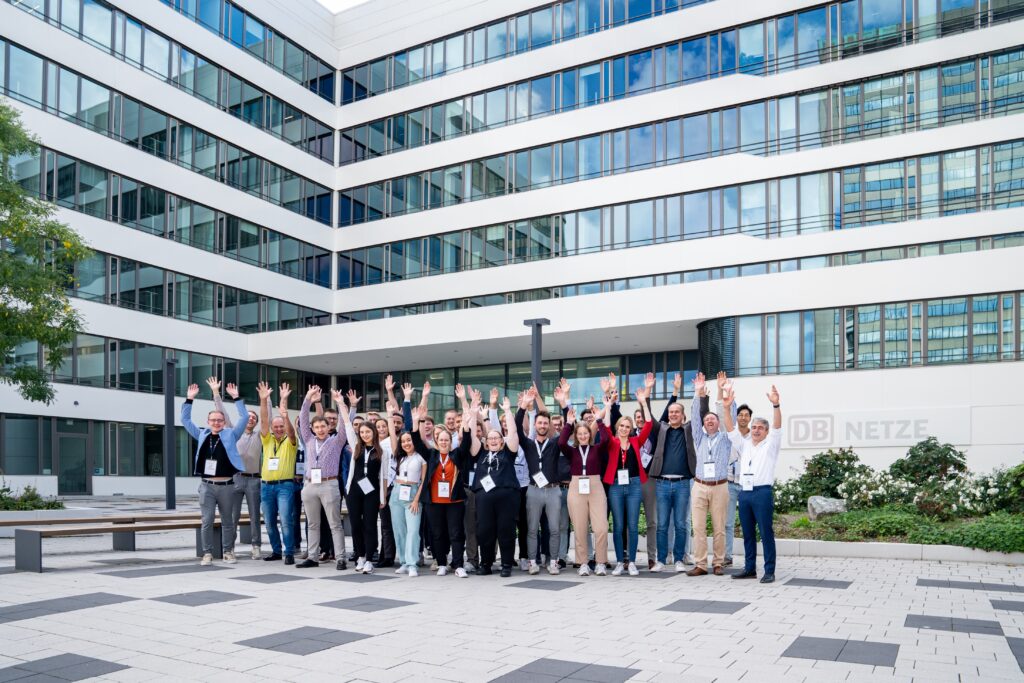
top-left (566, 476), bottom-right (608, 564)
top-left (690, 480), bottom-right (729, 569)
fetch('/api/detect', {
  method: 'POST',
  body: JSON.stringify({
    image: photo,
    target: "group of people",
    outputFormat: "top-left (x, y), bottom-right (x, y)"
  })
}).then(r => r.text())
top-left (180, 370), bottom-right (784, 583)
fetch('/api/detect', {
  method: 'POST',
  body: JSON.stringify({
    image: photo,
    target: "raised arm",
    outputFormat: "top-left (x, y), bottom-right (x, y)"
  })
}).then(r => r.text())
top-left (385, 374), bottom-right (398, 411)
top-left (768, 384), bottom-right (782, 430)
top-left (401, 382), bottom-right (414, 432)
top-left (224, 383), bottom-right (247, 438)
top-left (208, 377), bottom-right (233, 429)
top-left (558, 409), bottom-right (576, 456)
top-left (660, 372), bottom-right (682, 423)
top-left (722, 383), bottom-right (743, 448)
top-left (634, 384), bottom-right (655, 444)
top-left (532, 383), bottom-right (550, 416)
top-left (409, 406), bottom-right (431, 458)
top-left (418, 381), bottom-right (431, 414)
top-left (280, 384), bottom-right (296, 445)
top-left (334, 389), bottom-right (357, 446)
top-left (691, 373), bottom-right (706, 450)
top-left (385, 399), bottom-right (400, 455)
top-left (257, 381), bottom-right (272, 437)
top-left (300, 386), bottom-right (320, 445)
top-left (502, 396), bottom-right (519, 453)
top-left (180, 383), bottom-right (202, 439)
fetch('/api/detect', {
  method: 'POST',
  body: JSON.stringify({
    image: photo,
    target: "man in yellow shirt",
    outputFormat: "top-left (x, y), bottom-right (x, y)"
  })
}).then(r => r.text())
top-left (258, 382), bottom-right (299, 565)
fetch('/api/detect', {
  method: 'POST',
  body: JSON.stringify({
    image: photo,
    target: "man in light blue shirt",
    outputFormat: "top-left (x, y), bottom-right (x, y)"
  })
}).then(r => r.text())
top-left (687, 373), bottom-right (734, 575)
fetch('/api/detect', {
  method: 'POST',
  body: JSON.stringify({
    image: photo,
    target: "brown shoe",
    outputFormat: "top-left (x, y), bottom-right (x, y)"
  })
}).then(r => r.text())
top-left (686, 567), bottom-right (708, 577)
top-left (713, 566), bottom-right (724, 576)
top-left (647, 559), bottom-right (655, 570)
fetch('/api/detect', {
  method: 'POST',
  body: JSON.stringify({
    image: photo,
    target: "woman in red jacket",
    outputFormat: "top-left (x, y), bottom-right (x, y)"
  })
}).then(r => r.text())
top-left (603, 383), bottom-right (653, 576)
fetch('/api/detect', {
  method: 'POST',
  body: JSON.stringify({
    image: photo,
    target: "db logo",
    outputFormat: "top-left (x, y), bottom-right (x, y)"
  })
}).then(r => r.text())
top-left (788, 415), bottom-right (833, 446)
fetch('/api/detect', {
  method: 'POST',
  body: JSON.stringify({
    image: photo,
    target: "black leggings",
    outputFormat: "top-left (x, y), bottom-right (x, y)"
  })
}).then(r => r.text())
top-left (476, 487), bottom-right (519, 569)
top-left (517, 487), bottom-right (529, 559)
top-left (427, 501), bottom-right (466, 569)
top-left (345, 484), bottom-right (379, 562)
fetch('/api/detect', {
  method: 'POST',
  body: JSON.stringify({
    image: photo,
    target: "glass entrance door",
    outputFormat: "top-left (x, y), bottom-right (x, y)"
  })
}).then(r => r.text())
top-left (57, 435), bottom-right (90, 495)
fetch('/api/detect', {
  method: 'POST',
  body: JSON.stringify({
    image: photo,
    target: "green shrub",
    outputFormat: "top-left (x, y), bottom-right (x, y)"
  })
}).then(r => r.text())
top-left (945, 513), bottom-right (1024, 553)
top-left (890, 437), bottom-right (967, 483)
top-left (0, 482), bottom-right (64, 511)
top-left (803, 447), bottom-right (869, 498)
top-left (773, 479), bottom-right (806, 512)
top-left (791, 516), bottom-right (812, 529)
top-left (839, 508), bottom-right (925, 538)
top-left (975, 464), bottom-right (1024, 515)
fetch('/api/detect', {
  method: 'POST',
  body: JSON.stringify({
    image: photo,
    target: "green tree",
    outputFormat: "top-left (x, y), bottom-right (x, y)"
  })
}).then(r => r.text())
top-left (0, 101), bottom-right (90, 403)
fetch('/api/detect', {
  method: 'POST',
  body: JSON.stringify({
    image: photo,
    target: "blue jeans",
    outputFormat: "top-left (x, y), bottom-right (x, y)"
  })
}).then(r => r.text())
top-left (738, 485), bottom-right (776, 575)
top-left (390, 483), bottom-right (422, 568)
top-left (655, 478), bottom-right (691, 564)
top-left (260, 480), bottom-right (297, 556)
top-left (725, 482), bottom-right (741, 560)
top-left (608, 477), bottom-right (642, 563)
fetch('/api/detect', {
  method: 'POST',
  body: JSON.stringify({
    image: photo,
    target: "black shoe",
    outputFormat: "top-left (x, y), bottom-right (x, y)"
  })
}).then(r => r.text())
top-left (573, 563), bottom-right (581, 569)
top-left (377, 559), bottom-right (395, 568)
top-left (283, 555), bottom-right (295, 565)
top-left (296, 559), bottom-right (319, 568)
top-left (371, 552), bottom-right (380, 563)
top-left (732, 570), bottom-right (758, 579)
top-left (760, 574), bottom-right (775, 584)
top-left (263, 553), bottom-right (282, 562)
top-left (557, 559), bottom-right (566, 569)
top-left (499, 566), bottom-right (512, 578)
top-left (348, 551), bottom-right (358, 561)
top-left (724, 558), bottom-right (733, 566)
top-left (336, 559), bottom-right (346, 571)
top-left (588, 560), bottom-right (596, 570)
top-left (479, 565), bottom-right (493, 576)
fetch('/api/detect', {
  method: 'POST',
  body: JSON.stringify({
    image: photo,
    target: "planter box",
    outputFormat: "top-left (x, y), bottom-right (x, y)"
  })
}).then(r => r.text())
top-left (774, 538), bottom-right (1024, 564)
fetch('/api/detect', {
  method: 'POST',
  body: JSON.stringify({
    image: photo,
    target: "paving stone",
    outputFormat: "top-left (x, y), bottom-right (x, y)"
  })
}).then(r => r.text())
top-left (317, 597), bottom-right (414, 612)
top-left (0, 594), bottom-right (137, 624)
top-left (781, 636), bottom-right (848, 661)
top-left (837, 640), bottom-right (900, 667)
top-left (0, 655), bottom-right (128, 682)
top-left (230, 573), bottom-right (311, 584)
top-left (904, 614), bottom-right (1004, 636)
top-left (990, 600), bottom-right (1024, 612)
top-left (150, 591), bottom-right (252, 607)
top-left (104, 564), bottom-right (229, 578)
top-left (505, 579), bottom-right (581, 591)
top-left (916, 579), bottom-right (1024, 593)
top-left (785, 578), bottom-right (852, 589)
top-left (1005, 638), bottom-right (1024, 674)
top-left (319, 573), bottom-right (396, 583)
top-left (236, 626), bottom-right (371, 655)
top-left (659, 599), bottom-right (749, 615)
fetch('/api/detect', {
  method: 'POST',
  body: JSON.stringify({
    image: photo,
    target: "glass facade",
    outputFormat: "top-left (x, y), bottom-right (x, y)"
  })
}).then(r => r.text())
top-left (698, 291), bottom-right (1023, 376)
top-left (338, 138), bottom-right (1024, 287)
top-left (339, 2), bottom-right (1024, 163)
top-left (9, 146), bottom-right (332, 286)
top-left (338, 48), bottom-right (1024, 225)
top-left (341, 0), bottom-right (713, 104)
top-left (5, 0), bottom-right (335, 161)
top-left (1, 39), bottom-right (332, 223)
top-left (336, 232), bottom-right (1024, 322)
top-left (68, 251), bottom-right (330, 332)
top-left (157, 0), bottom-right (335, 101)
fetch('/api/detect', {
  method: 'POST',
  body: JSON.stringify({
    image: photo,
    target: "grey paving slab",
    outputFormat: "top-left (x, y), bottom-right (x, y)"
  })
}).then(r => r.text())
top-left (236, 626), bottom-right (371, 654)
top-left (1007, 637), bottom-right (1024, 673)
top-left (837, 640), bottom-right (900, 667)
top-left (230, 573), bottom-right (310, 584)
top-left (917, 578), bottom-right (1024, 593)
top-left (506, 579), bottom-right (581, 591)
top-left (991, 599), bottom-right (1024, 612)
top-left (319, 573), bottom-right (396, 582)
top-left (565, 662), bottom-right (642, 682)
top-left (317, 596), bottom-right (414, 612)
top-left (781, 636), bottom-right (848, 661)
top-left (904, 614), bottom-right (1004, 635)
top-left (495, 659), bottom-right (639, 683)
top-left (626, 571), bottom-right (680, 579)
top-left (518, 659), bottom-right (587, 677)
top-left (0, 593), bottom-right (136, 623)
top-left (659, 598), bottom-right (749, 614)
top-left (104, 564), bottom-right (229, 578)
top-left (150, 590), bottom-right (252, 606)
top-left (0, 656), bottom-right (127, 682)
top-left (785, 577), bottom-right (852, 589)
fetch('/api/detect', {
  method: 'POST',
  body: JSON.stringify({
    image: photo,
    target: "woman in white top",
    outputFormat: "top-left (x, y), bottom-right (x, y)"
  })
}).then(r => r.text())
top-left (374, 414), bottom-right (398, 568)
top-left (386, 401), bottom-right (427, 576)
top-left (339, 391), bottom-right (388, 574)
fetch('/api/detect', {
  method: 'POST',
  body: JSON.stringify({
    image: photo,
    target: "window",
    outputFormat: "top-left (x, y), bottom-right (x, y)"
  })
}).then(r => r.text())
top-left (8, 46), bottom-right (44, 105)
top-left (796, 7), bottom-right (828, 68)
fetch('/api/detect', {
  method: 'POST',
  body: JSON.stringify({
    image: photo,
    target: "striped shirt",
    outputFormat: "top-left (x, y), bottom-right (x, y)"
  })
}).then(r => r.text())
top-left (299, 398), bottom-right (348, 479)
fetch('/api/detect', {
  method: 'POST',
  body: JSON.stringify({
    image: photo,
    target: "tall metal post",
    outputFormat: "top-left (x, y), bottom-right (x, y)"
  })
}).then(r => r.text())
top-left (523, 318), bottom-right (550, 390)
top-left (163, 357), bottom-right (178, 510)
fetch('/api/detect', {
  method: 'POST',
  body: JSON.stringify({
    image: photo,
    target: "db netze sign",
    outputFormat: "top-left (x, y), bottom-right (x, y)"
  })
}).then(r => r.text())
top-left (786, 409), bottom-right (970, 448)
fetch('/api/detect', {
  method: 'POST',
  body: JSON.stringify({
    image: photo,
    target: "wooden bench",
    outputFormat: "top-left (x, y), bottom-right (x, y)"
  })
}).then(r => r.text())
top-left (14, 518), bottom-right (248, 573)
top-left (0, 513), bottom-right (215, 527)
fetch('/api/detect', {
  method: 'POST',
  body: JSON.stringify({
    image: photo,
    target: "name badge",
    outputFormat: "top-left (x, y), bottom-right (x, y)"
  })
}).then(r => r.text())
top-left (532, 472), bottom-right (549, 488)
top-left (617, 469), bottom-right (629, 485)
top-left (398, 484), bottom-right (412, 502)
top-left (640, 452), bottom-right (653, 468)
top-left (204, 459), bottom-right (218, 476)
top-left (741, 473), bottom-right (754, 491)
top-left (295, 462), bottom-right (305, 476)
top-left (358, 477), bottom-right (373, 494)
top-left (310, 468), bottom-right (323, 484)
top-left (267, 458), bottom-right (280, 472)
top-left (480, 474), bottom-right (496, 492)
top-left (437, 481), bottom-right (451, 498)
top-left (703, 462), bottom-right (716, 480)
top-left (578, 477), bottom-right (590, 495)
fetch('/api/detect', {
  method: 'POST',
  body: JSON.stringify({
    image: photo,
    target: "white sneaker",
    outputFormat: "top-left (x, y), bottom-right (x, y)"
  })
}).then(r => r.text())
top-left (200, 553), bottom-right (213, 566)
top-left (548, 560), bottom-right (560, 575)
top-left (528, 560), bottom-right (540, 575)
top-left (675, 561), bottom-right (686, 573)
top-left (251, 546), bottom-right (261, 560)
top-left (395, 565), bottom-right (408, 574)
top-left (363, 562), bottom-right (374, 575)
top-left (437, 566), bottom-right (448, 576)
top-left (627, 562), bottom-right (639, 576)
top-left (519, 559), bottom-right (529, 572)
top-left (408, 565), bottom-right (418, 577)
top-left (355, 557), bottom-right (366, 572)
top-left (424, 548), bottom-right (434, 560)
top-left (595, 564), bottom-right (607, 576)
top-left (612, 562), bottom-right (625, 576)
top-left (683, 554), bottom-right (695, 565)
top-left (578, 565), bottom-right (591, 577)
top-left (430, 559), bottom-right (439, 571)
top-left (455, 567), bottom-right (468, 578)
top-left (650, 561), bottom-right (665, 573)
top-left (223, 552), bottom-right (237, 564)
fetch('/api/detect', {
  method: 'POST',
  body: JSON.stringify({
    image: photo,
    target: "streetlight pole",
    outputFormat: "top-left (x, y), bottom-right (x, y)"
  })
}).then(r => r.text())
top-left (523, 318), bottom-right (550, 391)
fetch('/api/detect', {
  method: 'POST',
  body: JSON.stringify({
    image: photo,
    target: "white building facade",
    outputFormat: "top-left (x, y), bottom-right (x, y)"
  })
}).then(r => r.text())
top-left (0, 0), bottom-right (1022, 495)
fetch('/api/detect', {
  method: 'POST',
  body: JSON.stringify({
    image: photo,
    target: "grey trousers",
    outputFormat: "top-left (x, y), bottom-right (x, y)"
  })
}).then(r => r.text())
top-left (301, 481), bottom-right (345, 560)
top-left (642, 478), bottom-right (657, 559)
top-left (199, 480), bottom-right (237, 555)
top-left (526, 485), bottom-right (561, 562)
top-left (233, 474), bottom-right (261, 547)
top-left (464, 487), bottom-right (478, 563)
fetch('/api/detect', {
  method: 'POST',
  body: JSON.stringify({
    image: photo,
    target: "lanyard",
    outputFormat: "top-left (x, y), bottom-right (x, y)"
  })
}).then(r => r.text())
top-left (487, 450), bottom-right (499, 472)
top-left (706, 434), bottom-right (719, 462)
top-left (439, 453), bottom-right (450, 481)
top-left (314, 438), bottom-right (325, 467)
top-left (619, 444), bottom-right (630, 468)
top-left (579, 445), bottom-right (590, 476)
top-left (208, 435), bottom-right (220, 457)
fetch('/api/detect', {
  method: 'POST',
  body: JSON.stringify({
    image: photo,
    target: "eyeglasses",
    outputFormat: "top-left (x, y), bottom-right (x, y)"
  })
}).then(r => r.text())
top-left (208, 418), bottom-right (225, 424)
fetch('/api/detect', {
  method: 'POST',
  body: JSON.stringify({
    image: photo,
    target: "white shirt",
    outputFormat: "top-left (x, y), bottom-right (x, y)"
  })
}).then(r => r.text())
top-left (727, 426), bottom-right (782, 487)
top-left (395, 452), bottom-right (425, 484)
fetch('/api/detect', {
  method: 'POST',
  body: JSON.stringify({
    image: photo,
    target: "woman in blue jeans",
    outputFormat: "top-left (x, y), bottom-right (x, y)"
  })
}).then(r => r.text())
top-left (385, 404), bottom-right (427, 576)
top-left (602, 384), bottom-right (654, 576)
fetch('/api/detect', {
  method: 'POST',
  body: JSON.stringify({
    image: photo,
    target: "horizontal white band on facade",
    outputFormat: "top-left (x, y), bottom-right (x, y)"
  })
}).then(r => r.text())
top-left (341, 21), bottom-right (1024, 186)
top-left (251, 246), bottom-right (1022, 371)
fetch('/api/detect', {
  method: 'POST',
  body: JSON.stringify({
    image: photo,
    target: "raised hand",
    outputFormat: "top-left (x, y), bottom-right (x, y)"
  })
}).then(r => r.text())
top-left (470, 388), bottom-right (482, 407)
top-left (599, 377), bottom-right (610, 394)
top-left (586, 395), bottom-right (595, 411)
top-left (257, 381), bottom-right (273, 401)
top-left (454, 383), bottom-right (466, 400)
top-left (673, 372), bottom-right (682, 396)
top-left (422, 381), bottom-right (431, 396)
top-left (385, 374), bottom-right (395, 392)
top-left (186, 383), bottom-right (200, 400)
top-left (410, 405), bottom-right (422, 423)
top-left (306, 385), bottom-right (322, 403)
top-left (644, 372), bottom-right (656, 391)
top-left (501, 395), bottom-right (512, 414)
top-left (489, 387), bottom-right (499, 406)
top-left (331, 388), bottom-right (344, 407)
top-left (553, 384), bottom-right (564, 404)
top-left (566, 407), bottom-right (577, 425)
top-left (347, 389), bottom-right (362, 407)
top-left (767, 384), bottom-right (780, 405)
top-left (402, 382), bottom-right (413, 401)
top-left (693, 372), bottom-right (706, 396)
top-left (385, 400), bottom-right (398, 414)
top-left (225, 383), bottom-right (239, 400)
top-left (205, 377), bottom-right (221, 395)
top-left (635, 385), bottom-right (648, 401)
top-left (717, 371), bottom-right (728, 390)
top-left (279, 383), bottom-right (292, 403)
top-left (722, 386), bottom-right (735, 406)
